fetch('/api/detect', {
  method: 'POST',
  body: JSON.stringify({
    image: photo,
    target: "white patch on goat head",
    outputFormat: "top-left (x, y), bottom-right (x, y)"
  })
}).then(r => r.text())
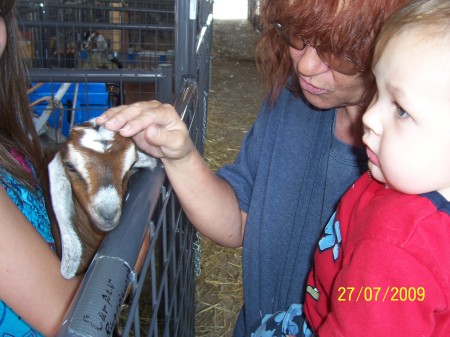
top-left (66, 144), bottom-right (91, 189)
top-left (90, 185), bottom-right (122, 231)
top-left (48, 152), bottom-right (83, 279)
top-left (76, 127), bottom-right (115, 153)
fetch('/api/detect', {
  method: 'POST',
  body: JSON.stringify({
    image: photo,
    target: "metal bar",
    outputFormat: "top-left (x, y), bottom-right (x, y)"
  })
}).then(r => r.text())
top-left (19, 2), bottom-right (174, 15)
top-left (196, 1), bottom-right (213, 155)
top-left (156, 64), bottom-right (174, 104)
top-left (28, 69), bottom-right (164, 83)
top-left (173, 0), bottom-right (198, 86)
top-left (20, 21), bottom-right (175, 32)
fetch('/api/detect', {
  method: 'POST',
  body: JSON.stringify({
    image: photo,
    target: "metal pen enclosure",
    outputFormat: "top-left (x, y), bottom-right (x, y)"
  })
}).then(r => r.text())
top-left (17, 0), bottom-right (213, 336)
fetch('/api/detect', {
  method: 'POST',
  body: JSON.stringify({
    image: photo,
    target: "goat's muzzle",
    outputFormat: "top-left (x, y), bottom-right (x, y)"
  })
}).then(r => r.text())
top-left (89, 185), bottom-right (122, 232)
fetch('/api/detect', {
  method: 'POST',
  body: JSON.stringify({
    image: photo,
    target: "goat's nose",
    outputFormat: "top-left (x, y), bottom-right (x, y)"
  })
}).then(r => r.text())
top-left (98, 204), bottom-right (120, 222)
top-left (92, 187), bottom-right (122, 231)
top-left (93, 203), bottom-right (121, 231)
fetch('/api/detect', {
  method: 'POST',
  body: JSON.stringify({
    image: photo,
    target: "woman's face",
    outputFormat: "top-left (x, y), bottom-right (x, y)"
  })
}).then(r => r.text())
top-left (0, 17), bottom-right (7, 58)
top-left (289, 45), bottom-right (367, 110)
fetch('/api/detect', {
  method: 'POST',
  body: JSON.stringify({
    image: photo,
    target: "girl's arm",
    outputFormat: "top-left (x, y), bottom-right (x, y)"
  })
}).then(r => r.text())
top-left (0, 185), bottom-right (82, 337)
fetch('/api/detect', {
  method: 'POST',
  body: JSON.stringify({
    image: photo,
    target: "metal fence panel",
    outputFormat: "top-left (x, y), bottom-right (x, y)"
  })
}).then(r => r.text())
top-left (17, 0), bottom-right (213, 335)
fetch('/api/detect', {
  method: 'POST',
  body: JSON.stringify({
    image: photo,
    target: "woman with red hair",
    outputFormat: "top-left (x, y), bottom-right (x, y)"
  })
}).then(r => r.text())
top-left (98, 0), bottom-right (410, 335)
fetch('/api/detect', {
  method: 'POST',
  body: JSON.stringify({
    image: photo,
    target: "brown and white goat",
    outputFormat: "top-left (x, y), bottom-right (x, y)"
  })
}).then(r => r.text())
top-left (48, 120), bottom-right (156, 279)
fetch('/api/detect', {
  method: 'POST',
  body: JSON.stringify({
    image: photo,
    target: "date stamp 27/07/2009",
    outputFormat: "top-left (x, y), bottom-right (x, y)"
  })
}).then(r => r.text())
top-left (337, 286), bottom-right (425, 302)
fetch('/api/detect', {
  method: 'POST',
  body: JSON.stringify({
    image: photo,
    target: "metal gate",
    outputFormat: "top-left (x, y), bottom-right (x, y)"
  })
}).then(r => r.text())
top-left (17, 0), bottom-right (213, 335)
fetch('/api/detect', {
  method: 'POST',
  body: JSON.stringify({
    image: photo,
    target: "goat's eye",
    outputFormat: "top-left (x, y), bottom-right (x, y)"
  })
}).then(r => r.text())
top-left (64, 161), bottom-right (76, 172)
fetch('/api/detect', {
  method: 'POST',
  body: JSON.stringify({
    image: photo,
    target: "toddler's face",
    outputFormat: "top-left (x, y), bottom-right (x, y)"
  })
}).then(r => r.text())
top-left (362, 30), bottom-right (450, 199)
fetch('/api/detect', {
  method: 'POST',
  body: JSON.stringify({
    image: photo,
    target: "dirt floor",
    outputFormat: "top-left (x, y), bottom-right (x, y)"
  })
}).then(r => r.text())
top-left (194, 19), bottom-right (265, 337)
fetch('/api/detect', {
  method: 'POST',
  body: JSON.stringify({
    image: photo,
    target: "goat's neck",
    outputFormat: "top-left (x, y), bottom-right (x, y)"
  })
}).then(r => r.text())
top-left (72, 196), bottom-right (105, 273)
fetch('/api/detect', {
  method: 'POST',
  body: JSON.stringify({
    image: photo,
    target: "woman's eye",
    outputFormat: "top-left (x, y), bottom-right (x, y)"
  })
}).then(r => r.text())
top-left (395, 104), bottom-right (409, 119)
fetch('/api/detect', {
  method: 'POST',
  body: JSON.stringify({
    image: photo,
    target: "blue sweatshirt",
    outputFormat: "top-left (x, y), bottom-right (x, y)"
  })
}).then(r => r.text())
top-left (217, 87), bottom-right (367, 336)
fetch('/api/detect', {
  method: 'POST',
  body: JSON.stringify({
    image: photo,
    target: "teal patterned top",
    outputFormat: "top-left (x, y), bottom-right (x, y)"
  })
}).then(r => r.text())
top-left (0, 151), bottom-right (55, 337)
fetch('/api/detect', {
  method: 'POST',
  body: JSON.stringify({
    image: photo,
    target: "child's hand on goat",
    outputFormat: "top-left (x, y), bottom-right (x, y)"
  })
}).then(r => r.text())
top-left (97, 101), bottom-right (195, 164)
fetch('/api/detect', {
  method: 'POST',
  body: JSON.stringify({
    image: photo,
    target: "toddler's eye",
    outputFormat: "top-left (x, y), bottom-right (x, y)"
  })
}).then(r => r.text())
top-left (395, 104), bottom-right (409, 119)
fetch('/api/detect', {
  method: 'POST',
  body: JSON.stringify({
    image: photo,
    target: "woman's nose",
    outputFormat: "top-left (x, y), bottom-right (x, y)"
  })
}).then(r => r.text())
top-left (294, 46), bottom-right (329, 76)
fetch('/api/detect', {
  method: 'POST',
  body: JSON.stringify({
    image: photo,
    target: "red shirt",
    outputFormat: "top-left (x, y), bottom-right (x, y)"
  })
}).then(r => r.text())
top-left (304, 172), bottom-right (450, 336)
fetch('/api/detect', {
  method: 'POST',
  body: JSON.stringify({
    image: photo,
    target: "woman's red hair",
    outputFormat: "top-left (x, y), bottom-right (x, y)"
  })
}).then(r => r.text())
top-left (256, 0), bottom-right (410, 106)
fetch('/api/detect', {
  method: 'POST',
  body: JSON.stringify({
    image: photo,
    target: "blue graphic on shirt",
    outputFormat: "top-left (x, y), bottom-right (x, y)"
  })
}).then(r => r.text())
top-left (318, 212), bottom-right (341, 260)
top-left (248, 304), bottom-right (314, 337)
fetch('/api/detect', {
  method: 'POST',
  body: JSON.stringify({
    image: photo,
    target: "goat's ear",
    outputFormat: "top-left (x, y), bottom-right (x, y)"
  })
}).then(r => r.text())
top-left (48, 152), bottom-right (83, 280)
top-left (133, 150), bottom-right (157, 170)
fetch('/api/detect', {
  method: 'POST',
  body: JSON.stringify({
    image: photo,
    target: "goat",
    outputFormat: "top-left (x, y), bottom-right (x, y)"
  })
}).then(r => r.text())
top-left (48, 119), bottom-right (157, 279)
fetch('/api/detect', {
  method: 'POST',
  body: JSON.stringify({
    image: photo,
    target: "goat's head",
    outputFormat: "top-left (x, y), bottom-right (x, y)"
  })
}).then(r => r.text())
top-left (81, 31), bottom-right (107, 52)
top-left (48, 119), bottom-right (156, 279)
